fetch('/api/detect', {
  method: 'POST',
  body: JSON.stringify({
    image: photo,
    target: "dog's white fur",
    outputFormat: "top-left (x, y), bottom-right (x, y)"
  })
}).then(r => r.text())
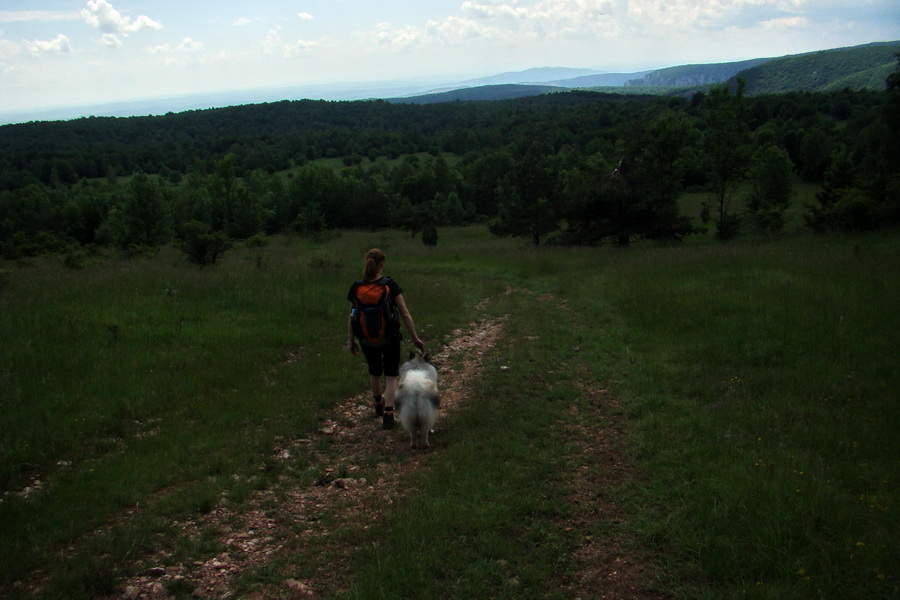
top-left (394, 352), bottom-right (440, 449)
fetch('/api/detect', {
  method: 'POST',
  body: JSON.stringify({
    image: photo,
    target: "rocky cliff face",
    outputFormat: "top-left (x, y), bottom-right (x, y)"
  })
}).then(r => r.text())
top-left (625, 58), bottom-right (772, 87)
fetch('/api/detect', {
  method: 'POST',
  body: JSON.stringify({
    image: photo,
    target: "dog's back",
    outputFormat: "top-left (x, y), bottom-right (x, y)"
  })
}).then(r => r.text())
top-left (395, 353), bottom-right (440, 449)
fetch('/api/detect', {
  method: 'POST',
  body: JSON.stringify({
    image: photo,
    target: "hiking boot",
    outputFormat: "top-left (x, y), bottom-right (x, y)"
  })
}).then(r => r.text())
top-left (382, 409), bottom-right (395, 430)
top-left (373, 396), bottom-right (385, 418)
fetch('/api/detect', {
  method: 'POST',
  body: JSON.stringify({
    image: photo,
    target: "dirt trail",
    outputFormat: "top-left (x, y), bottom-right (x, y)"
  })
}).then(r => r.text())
top-left (114, 297), bottom-right (659, 599)
top-left (116, 312), bottom-right (508, 599)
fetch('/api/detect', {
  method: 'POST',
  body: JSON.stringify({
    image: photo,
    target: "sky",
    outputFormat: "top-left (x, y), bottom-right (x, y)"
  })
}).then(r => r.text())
top-left (1, 0), bottom-right (899, 116)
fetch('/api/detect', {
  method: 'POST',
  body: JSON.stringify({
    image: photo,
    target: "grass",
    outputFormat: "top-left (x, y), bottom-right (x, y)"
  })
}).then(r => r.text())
top-left (333, 290), bottom-right (583, 599)
top-left (577, 233), bottom-right (899, 598)
top-left (1, 225), bottom-right (898, 599)
top-left (0, 230), bottom-right (494, 597)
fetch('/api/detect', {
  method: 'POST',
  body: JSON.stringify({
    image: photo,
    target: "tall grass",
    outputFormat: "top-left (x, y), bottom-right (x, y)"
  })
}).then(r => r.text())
top-left (561, 233), bottom-right (900, 598)
top-left (2, 226), bottom-right (897, 599)
top-left (0, 229), bottom-right (511, 597)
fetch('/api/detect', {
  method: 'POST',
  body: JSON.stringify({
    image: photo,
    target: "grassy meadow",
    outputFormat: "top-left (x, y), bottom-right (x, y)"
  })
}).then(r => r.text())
top-left (1, 225), bottom-right (897, 599)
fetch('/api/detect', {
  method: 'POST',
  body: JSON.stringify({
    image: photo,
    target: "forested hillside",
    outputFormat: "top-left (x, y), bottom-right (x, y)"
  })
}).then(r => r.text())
top-left (1, 56), bottom-right (899, 259)
top-left (573, 41), bottom-right (899, 95)
top-left (736, 41), bottom-right (900, 94)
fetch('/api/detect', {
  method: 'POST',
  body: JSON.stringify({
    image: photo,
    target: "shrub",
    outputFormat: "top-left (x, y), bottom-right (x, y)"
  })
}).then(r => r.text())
top-left (64, 250), bottom-right (89, 270)
top-left (307, 250), bottom-right (341, 272)
top-left (422, 223), bottom-right (439, 246)
top-left (178, 221), bottom-right (232, 266)
top-left (245, 232), bottom-right (269, 248)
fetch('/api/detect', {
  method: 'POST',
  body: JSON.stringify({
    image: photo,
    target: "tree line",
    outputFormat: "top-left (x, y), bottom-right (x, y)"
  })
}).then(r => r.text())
top-left (1, 59), bottom-right (898, 259)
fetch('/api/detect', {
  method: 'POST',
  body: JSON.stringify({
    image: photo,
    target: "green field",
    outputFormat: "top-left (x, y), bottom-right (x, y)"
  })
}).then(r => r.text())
top-left (1, 226), bottom-right (897, 599)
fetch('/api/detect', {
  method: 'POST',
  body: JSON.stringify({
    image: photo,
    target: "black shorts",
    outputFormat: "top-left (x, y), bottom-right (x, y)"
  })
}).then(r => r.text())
top-left (361, 338), bottom-right (401, 377)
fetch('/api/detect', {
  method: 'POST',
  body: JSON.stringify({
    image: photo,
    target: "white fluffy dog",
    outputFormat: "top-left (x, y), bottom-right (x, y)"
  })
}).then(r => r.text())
top-left (394, 352), bottom-right (440, 449)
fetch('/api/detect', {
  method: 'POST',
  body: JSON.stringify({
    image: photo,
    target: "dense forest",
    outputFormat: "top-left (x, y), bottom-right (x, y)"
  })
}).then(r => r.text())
top-left (1, 55), bottom-right (899, 260)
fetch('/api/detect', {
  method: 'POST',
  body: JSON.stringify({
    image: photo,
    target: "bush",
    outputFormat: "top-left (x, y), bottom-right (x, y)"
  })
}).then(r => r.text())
top-left (806, 187), bottom-right (884, 232)
top-left (64, 250), bottom-right (89, 270)
top-left (244, 232), bottom-right (269, 248)
top-left (832, 188), bottom-right (877, 231)
top-left (422, 223), bottom-right (438, 246)
top-left (178, 221), bottom-right (232, 265)
top-left (307, 250), bottom-right (341, 272)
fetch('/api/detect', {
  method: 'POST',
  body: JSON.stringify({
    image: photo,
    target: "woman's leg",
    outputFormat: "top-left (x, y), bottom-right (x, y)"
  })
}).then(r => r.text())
top-left (384, 376), bottom-right (398, 408)
top-left (370, 375), bottom-right (383, 399)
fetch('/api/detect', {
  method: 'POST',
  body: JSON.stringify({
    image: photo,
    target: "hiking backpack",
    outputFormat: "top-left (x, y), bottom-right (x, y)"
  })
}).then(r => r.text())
top-left (350, 277), bottom-right (399, 347)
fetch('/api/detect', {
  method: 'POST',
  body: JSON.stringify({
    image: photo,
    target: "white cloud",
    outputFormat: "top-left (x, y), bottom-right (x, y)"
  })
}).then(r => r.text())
top-left (81, 0), bottom-right (161, 37)
top-left (298, 12), bottom-right (314, 21)
top-left (621, 0), bottom-right (820, 31)
top-left (149, 37), bottom-right (205, 54)
top-left (0, 38), bottom-right (21, 62)
top-left (100, 33), bottom-right (121, 47)
top-left (366, 0), bottom-right (617, 50)
top-left (234, 17), bottom-right (264, 27)
top-left (372, 22), bottom-right (424, 48)
top-left (261, 27), bottom-right (318, 58)
top-left (760, 16), bottom-right (809, 28)
top-left (23, 34), bottom-right (73, 56)
top-left (406, 0), bottom-right (838, 43)
top-left (0, 11), bottom-right (81, 23)
top-left (146, 37), bottom-right (207, 67)
top-left (461, 1), bottom-right (532, 20)
top-left (460, 0), bottom-right (612, 24)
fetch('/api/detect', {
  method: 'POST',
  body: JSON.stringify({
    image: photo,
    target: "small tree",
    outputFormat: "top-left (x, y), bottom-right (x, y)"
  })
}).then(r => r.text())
top-left (292, 202), bottom-right (328, 237)
top-left (703, 82), bottom-right (749, 240)
top-left (109, 173), bottom-right (171, 253)
top-left (422, 223), bottom-right (438, 247)
top-left (804, 145), bottom-right (873, 232)
top-left (489, 143), bottom-right (557, 245)
top-left (179, 221), bottom-right (232, 265)
top-left (747, 144), bottom-right (795, 238)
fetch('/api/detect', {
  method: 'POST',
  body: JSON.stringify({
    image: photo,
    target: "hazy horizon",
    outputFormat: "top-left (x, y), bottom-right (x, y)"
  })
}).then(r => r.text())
top-left (2, 0), bottom-right (898, 124)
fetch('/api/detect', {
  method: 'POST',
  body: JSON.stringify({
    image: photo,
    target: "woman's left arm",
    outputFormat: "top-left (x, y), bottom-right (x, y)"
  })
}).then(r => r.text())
top-left (394, 294), bottom-right (425, 351)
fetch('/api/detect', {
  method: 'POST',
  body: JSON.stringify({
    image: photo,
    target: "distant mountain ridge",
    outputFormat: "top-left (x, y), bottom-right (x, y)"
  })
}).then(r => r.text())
top-left (390, 40), bottom-right (899, 104)
top-left (460, 67), bottom-right (604, 86)
top-left (391, 84), bottom-right (561, 105)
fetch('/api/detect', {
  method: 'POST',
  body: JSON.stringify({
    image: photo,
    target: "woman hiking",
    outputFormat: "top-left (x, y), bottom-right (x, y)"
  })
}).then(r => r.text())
top-left (348, 248), bottom-right (425, 429)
